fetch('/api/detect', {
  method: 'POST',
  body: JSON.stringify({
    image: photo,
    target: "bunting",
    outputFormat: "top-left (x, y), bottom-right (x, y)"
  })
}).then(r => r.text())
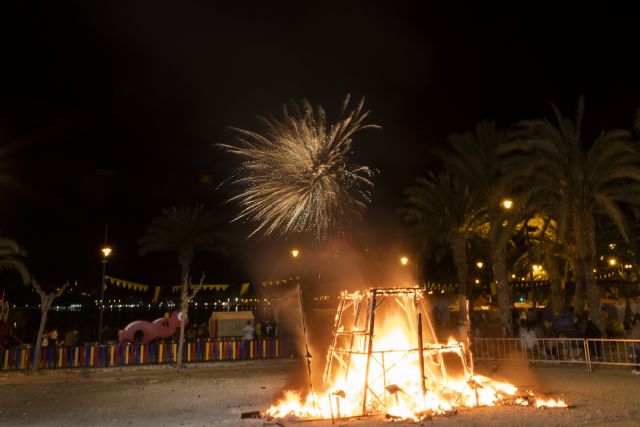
top-left (261, 276), bottom-right (301, 287)
top-left (104, 276), bottom-right (253, 297)
top-left (104, 276), bottom-right (149, 293)
top-left (153, 286), bottom-right (161, 303)
top-left (239, 282), bottom-right (250, 296)
top-left (170, 284), bottom-right (229, 293)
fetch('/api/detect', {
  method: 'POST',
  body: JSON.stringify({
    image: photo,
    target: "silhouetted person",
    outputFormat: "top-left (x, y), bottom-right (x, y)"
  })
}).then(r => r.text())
top-left (584, 315), bottom-right (603, 359)
top-left (627, 315), bottom-right (640, 374)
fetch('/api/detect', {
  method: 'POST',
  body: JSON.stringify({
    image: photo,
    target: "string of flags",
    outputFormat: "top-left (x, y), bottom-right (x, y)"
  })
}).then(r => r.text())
top-left (260, 276), bottom-right (301, 287)
top-left (104, 276), bottom-right (251, 299)
top-left (426, 280), bottom-right (554, 296)
top-left (105, 276), bottom-right (149, 292)
top-left (170, 284), bottom-right (229, 293)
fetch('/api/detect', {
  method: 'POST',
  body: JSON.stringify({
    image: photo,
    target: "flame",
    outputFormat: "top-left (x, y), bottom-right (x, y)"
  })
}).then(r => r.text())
top-left (266, 292), bottom-right (566, 421)
top-left (535, 398), bottom-right (568, 408)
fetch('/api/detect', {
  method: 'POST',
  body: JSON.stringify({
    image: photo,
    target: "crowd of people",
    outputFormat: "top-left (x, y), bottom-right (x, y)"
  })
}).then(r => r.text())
top-left (470, 308), bottom-right (640, 374)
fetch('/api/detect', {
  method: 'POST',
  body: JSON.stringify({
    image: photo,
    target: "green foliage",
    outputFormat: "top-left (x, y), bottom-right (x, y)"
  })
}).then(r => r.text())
top-left (138, 204), bottom-right (228, 274)
top-left (505, 97), bottom-right (640, 246)
top-left (401, 171), bottom-right (487, 259)
top-left (0, 236), bottom-right (30, 285)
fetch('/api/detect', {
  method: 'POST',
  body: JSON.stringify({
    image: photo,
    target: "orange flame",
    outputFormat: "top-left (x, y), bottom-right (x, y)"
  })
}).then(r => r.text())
top-left (266, 292), bottom-right (566, 421)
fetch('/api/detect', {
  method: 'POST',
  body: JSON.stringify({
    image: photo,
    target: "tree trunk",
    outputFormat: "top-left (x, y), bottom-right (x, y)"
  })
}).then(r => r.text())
top-left (548, 259), bottom-right (564, 317)
top-left (32, 305), bottom-right (49, 372)
top-left (584, 217), bottom-right (604, 333)
top-left (449, 235), bottom-right (469, 340)
top-left (176, 263), bottom-right (190, 371)
top-left (571, 209), bottom-right (587, 317)
top-left (490, 248), bottom-right (512, 337)
top-left (573, 261), bottom-right (586, 315)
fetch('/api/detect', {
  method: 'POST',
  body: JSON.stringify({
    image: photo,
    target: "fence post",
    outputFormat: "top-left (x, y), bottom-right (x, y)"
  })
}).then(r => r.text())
top-left (584, 339), bottom-right (592, 372)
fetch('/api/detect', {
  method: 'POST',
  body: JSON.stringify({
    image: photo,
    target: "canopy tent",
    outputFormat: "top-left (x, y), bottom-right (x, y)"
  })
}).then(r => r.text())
top-left (208, 311), bottom-right (254, 338)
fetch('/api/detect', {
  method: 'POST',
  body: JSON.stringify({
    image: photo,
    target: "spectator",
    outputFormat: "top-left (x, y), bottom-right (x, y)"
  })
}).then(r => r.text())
top-left (242, 321), bottom-right (255, 341)
top-left (64, 329), bottom-right (79, 347)
top-left (49, 328), bottom-right (59, 346)
top-left (627, 315), bottom-right (640, 375)
top-left (0, 321), bottom-right (8, 352)
top-left (41, 331), bottom-right (50, 349)
top-left (519, 320), bottom-right (538, 351)
top-left (196, 323), bottom-right (206, 339)
top-left (584, 314), bottom-right (603, 359)
top-left (264, 319), bottom-right (273, 337)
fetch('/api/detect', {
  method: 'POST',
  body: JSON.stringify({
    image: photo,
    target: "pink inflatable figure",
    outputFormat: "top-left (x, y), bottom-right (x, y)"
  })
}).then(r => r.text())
top-left (118, 311), bottom-right (187, 344)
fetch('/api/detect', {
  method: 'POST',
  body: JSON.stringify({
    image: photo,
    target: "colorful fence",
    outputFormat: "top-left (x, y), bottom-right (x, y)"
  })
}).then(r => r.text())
top-left (1, 338), bottom-right (287, 371)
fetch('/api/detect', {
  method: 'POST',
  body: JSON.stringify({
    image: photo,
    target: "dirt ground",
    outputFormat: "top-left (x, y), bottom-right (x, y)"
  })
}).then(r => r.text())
top-left (0, 359), bottom-right (639, 427)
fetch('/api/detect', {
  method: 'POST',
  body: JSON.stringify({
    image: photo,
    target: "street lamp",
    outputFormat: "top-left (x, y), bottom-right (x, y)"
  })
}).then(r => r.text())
top-left (400, 256), bottom-right (419, 283)
top-left (98, 246), bottom-right (112, 342)
top-left (291, 249), bottom-right (300, 259)
top-left (501, 198), bottom-right (514, 210)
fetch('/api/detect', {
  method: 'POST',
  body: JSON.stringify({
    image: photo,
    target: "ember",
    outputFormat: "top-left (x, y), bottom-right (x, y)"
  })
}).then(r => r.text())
top-left (265, 287), bottom-right (567, 421)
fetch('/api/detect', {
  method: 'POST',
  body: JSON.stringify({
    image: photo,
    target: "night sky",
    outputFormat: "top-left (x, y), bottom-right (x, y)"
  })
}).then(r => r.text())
top-left (1, 2), bottom-right (639, 295)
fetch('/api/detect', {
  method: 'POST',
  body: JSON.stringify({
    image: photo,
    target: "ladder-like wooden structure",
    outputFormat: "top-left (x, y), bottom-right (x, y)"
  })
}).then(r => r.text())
top-left (321, 287), bottom-right (472, 417)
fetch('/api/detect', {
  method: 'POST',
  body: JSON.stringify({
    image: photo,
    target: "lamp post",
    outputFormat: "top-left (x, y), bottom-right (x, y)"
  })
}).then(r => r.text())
top-left (98, 245), bottom-right (112, 343)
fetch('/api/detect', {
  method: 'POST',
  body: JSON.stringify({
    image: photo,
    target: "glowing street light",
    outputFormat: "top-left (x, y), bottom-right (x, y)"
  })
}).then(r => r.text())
top-left (476, 261), bottom-right (484, 269)
top-left (400, 255), bottom-right (418, 284)
top-left (291, 249), bottom-right (300, 259)
top-left (501, 199), bottom-right (513, 209)
top-left (98, 242), bottom-right (112, 343)
top-left (608, 258), bottom-right (617, 266)
top-left (97, 224), bottom-right (113, 342)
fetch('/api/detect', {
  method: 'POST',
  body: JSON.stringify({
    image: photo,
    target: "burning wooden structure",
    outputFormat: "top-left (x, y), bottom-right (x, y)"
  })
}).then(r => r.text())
top-left (265, 286), bottom-right (567, 421)
top-left (321, 287), bottom-right (472, 419)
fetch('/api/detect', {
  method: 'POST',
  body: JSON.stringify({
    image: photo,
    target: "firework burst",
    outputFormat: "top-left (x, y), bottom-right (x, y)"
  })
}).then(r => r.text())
top-left (219, 95), bottom-right (379, 238)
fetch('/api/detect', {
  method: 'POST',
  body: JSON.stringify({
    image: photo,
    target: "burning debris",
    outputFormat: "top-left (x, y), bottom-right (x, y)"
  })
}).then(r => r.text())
top-left (259, 287), bottom-right (567, 422)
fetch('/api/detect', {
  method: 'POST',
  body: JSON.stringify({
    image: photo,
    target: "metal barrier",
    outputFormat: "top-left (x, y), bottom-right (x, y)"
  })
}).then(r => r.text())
top-left (0, 338), bottom-right (287, 371)
top-left (586, 339), bottom-right (640, 368)
top-left (473, 337), bottom-right (640, 371)
top-left (472, 338), bottom-right (526, 361)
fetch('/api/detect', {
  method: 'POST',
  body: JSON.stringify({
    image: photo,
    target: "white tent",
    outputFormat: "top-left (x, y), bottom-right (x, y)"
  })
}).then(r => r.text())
top-left (208, 311), bottom-right (254, 338)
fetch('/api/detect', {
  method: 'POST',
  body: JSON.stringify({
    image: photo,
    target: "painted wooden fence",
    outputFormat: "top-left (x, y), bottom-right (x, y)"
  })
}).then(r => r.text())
top-left (1, 338), bottom-right (287, 371)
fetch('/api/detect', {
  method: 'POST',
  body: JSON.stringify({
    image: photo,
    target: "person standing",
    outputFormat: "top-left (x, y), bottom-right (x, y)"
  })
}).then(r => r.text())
top-left (64, 329), bottom-right (79, 347)
top-left (627, 315), bottom-right (640, 375)
top-left (242, 321), bottom-right (255, 341)
top-left (49, 328), bottom-right (59, 347)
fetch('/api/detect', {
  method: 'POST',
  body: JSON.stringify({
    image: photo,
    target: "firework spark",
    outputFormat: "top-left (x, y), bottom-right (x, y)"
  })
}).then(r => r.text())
top-left (219, 95), bottom-right (379, 238)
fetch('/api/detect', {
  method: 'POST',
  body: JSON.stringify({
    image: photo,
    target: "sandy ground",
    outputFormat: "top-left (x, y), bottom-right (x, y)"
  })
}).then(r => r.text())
top-left (0, 360), bottom-right (639, 427)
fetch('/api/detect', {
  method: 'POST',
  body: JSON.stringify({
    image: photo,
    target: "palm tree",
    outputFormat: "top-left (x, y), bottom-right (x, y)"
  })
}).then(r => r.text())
top-left (503, 97), bottom-right (640, 332)
top-left (434, 121), bottom-right (519, 336)
top-left (139, 204), bottom-right (227, 370)
top-left (0, 236), bottom-right (30, 285)
top-left (512, 216), bottom-right (574, 317)
top-left (401, 171), bottom-right (487, 335)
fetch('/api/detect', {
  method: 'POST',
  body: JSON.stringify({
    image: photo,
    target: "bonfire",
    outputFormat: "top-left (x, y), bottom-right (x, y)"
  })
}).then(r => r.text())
top-left (264, 287), bottom-right (566, 422)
